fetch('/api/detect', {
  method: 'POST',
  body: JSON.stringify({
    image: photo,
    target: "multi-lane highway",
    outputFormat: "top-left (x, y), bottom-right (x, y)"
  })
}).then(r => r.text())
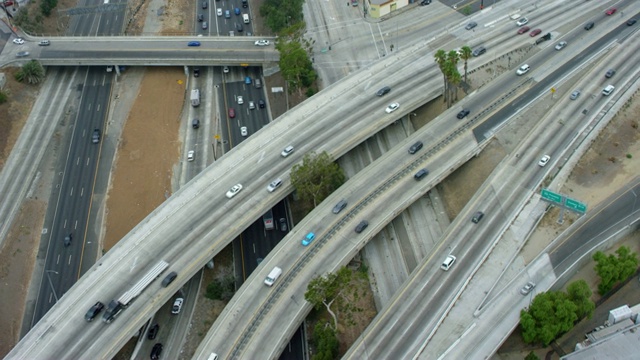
top-left (5, 0), bottom-right (640, 358)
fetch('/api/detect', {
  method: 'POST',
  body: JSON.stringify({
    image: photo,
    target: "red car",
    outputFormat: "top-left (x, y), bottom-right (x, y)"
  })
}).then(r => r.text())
top-left (517, 26), bottom-right (530, 34)
top-left (529, 29), bottom-right (542, 37)
top-left (228, 108), bottom-right (235, 118)
top-left (605, 8), bottom-right (616, 15)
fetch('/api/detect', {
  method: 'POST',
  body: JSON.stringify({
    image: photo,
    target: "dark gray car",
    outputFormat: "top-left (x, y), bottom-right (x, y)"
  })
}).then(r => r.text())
top-left (465, 21), bottom-right (477, 30)
top-left (332, 199), bottom-right (348, 214)
top-left (408, 141), bottom-right (423, 154)
top-left (162, 272), bottom-right (177, 287)
top-left (355, 220), bottom-right (369, 233)
top-left (472, 46), bottom-right (486, 57)
top-left (376, 86), bottom-right (391, 96)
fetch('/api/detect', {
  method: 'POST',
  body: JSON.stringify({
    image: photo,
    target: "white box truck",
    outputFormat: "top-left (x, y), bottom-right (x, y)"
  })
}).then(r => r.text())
top-left (264, 267), bottom-right (282, 286)
top-left (191, 89), bottom-right (200, 107)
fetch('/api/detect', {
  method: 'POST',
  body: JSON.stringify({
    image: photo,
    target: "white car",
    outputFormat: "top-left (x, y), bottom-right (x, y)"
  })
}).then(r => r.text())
top-left (217, 8), bottom-right (222, 16)
top-left (254, 40), bottom-right (270, 46)
top-left (240, 126), bottom-right (248, 137)
top-left (12, 38), bottom-right (25, 45)
top-left (281, 145), bottom-right (294, 157)
top-left (554, 41), bottom-right (567, 51)
top-left (267, 178), bottom-right (282, 192)
top-left (187, 150), bottom-right (195, 162)
top-left (223, 66), bottom-right (229, 73)
top-left (385, 102), bottom-right (400, 113)
top-left (538, 155), bottom-right (550, 167)
top-left (237, 96), bottom-right (244, 104)
top-left (516, 64), bottom-right (530, 75)
top-left (171, 298), bottom-right (183, 314)
top-left (249, 101), bottom-right (255, 110)
top-left (226, 184), bottom-right (243, 198)
top-left (440, 255), bottom-right (456, 271)
top-left (516, 17), bottom-right (528, 26)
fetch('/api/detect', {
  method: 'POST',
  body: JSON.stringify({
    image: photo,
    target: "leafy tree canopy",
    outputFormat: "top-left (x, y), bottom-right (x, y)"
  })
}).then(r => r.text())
top-left (290, 151), bottom-right (345, 209)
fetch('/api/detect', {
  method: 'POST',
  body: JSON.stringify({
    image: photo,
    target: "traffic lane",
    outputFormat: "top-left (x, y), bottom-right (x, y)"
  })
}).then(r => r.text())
top-left (16, 28), bottom-right (460, 356)
top-left (549, 177), bottom-right (640, 270)
top-left (345, 183), bottom-right (512, 358)
top-left (199, 132), bottom-right (479, 356)
top-left (473, 12), bottom-right (640, 143)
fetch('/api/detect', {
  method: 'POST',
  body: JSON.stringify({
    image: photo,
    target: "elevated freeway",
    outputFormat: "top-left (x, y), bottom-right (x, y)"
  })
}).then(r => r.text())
top-left (7, 0), bottom-right (638, 358)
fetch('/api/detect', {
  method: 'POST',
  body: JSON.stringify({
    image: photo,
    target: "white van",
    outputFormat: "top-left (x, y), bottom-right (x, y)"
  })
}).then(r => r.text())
top-left (243, 13), bottom-right (250, 24)
top-left (264, 266), bottom-right (282, 286)
top-left (602, 85), bottom-right (615, 96)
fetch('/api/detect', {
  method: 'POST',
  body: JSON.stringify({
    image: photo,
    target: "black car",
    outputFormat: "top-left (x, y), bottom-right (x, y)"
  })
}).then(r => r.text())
top-left (258, 99), bottom-right (266, 108)
top-left (471, 211), bottom-right (484, 224)
top-left (605, 69), bottom-right (616, 78)
top-left (236, 23), bottom-right (243, 32)
top-left (92, 129), bottom-right (101, 144)
top-left (472, 46), bottom-right (486, 57)
top-left (414, 169), bottom-right (429, 180)
top-left (84, 301), bottom-right (104, 322)
top-left (151, 343), bottom-right (163, 360)
top-left (456, 109), bottom-right (470, 119)
top-left (192, 119), bottom-right (200, 129)
top-left (332, 199), bottom-right (348, 214)
top-left (197, 14), bottom-right (204, 22)
top-left (355, 220), bottom-right (369, 233)
top-left (376, 86), bottom-right (391, 96)
top-left (201, 1), bottom-right (207, 9)
top-left (627, 19), bottom-right (637, 26)
top-left (408, 141), bottom-right (423, 154)
top-left (162, 271), bottom-right (177, 287)
top-left (193, 67), bottom-right (200, 77)
top-left (242, 0), bottom-right (248, 7)
top-left (148, 324), bottom-right (160, 340)
top-left (419, 0), bottom-right (431, 5)
top-left (584, 22), bottom-right (594, 30)
top-left (64, 233), bottom-right (72, 247)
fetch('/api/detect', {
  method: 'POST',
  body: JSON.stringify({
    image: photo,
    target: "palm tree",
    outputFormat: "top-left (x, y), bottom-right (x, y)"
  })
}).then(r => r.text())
top-left (15, 60), bottom-right (45, 84)
top-left (434, 50), bottom-right (448, 104)
top-left (459, 46), bottom-right (472, 83)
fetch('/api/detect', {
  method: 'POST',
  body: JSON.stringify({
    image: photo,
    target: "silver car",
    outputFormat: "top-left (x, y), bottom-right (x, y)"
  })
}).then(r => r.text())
top-left (554, 41), bottom-right (567, 50)
top-left (570, 90), bottom-right (581, 100)
top-left (520, 282), bottom-right (536, 295)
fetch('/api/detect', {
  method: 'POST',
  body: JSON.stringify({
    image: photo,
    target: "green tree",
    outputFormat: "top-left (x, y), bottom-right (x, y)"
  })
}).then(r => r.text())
top-left (205, 275), bottom-right (235, 301)
top-left (520, 291), bottom-right (578, 346)
top-left (15, 60), bottom-right (46, 84)
top-left (566, 280), bottom-right (595, 320)
top-left (260, 0), bottom-right (305, 33)
top-left (311, 323), bottom-right (339, 360)
top-left (525, 351), bottom-right (540, 360)
top-left (40, 0), bottom-right (58, 16)
top-left (304, 267), bottom-right (365, 331)
top-left (434, 50), bottom-right (448, 105)
top-left (459, 45), bottom-right (472, 83)
top-left (290, 151), bottom-right (345, 208)
top-left (593, 246), bottom-right (638, 295)
top-left (276, 38), bottom-right (316, 97)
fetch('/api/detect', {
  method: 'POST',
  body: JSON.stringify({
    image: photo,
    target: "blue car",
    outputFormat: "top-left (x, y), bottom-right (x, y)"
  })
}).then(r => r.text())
top-left (245, 76), bottom-right (252, 84)
top-left (302, 232), bottom-right (315, 246)
top-left (188, 41), bottom-right (201, 47)
top-left (234, 7), bottom-right (240, 15)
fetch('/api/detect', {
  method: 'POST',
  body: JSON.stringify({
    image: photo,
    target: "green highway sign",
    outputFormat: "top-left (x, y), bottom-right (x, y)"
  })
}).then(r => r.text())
top-left (565, 197), bottom-right (587, 213)
top-left (541, 188), bottom-right (562, 204)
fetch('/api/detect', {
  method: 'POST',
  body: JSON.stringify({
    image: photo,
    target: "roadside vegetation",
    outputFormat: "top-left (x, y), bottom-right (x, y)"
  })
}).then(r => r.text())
top-left (434, 47), bottom-right (472, 108)
top-left (13, 0), bottom-right (58, 35)
top-left (261, 0), bottom-right (318, 96)
top-left (592, 245), bottom-right (638, 295)
top-left (290, 151), bottom-right (345, 213)
top-left (519, 280), bottom-right (595, 346)
top-left (15, 61), bottom-right (46, 84)
top-left (304, 265), bottom-right (370, 360)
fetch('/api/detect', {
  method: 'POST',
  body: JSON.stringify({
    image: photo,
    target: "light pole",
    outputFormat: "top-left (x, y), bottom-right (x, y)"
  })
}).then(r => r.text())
top-left (46, 270), bottom-right (59, 302)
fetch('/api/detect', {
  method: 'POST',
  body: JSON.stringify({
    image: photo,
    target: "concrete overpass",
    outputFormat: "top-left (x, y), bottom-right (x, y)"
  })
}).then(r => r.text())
top-left (0, 36), bottom-right (279, 67)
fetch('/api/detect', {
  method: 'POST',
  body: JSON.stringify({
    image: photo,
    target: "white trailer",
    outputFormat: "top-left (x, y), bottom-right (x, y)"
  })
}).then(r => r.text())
top-left (103, 260), bottom-right (169, 323)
